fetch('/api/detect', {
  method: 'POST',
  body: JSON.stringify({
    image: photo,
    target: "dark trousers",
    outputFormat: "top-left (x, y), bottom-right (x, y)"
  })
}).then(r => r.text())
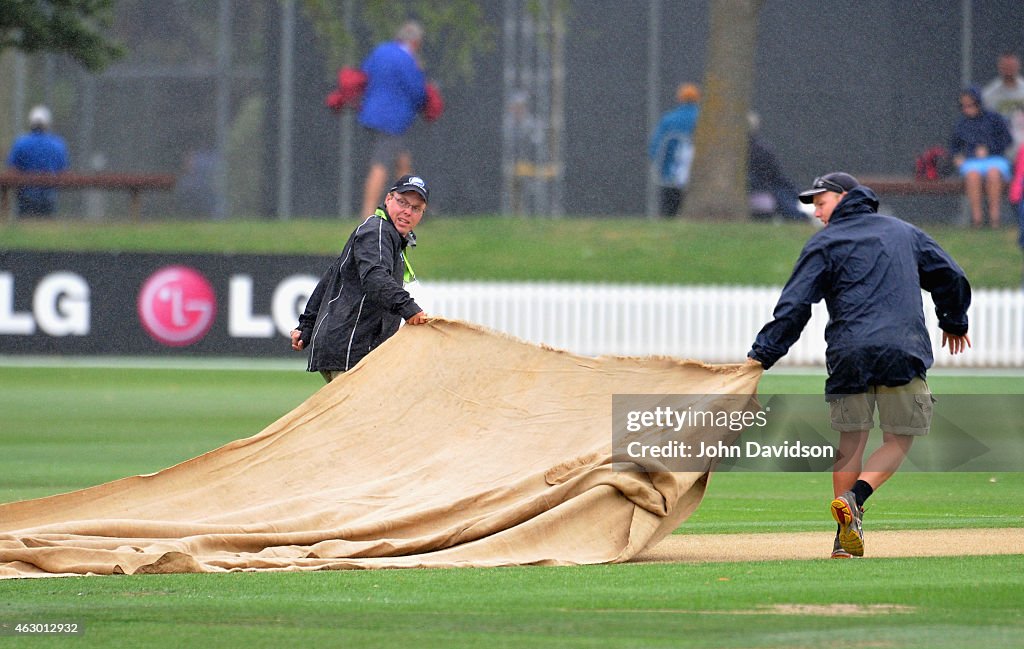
top-left (16, 191), bottom-right (57, 217)
top-left (658, 187), bottom-right (685, 217)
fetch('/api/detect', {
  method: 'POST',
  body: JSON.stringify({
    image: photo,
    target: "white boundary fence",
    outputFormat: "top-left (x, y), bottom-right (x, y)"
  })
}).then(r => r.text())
top-left (412, 281), bottom-right (1024, 368)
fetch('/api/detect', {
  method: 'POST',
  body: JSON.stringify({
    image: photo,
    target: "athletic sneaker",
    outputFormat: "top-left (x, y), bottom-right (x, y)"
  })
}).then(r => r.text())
top-left (830, 530), bottom-right (854, 559)
top-left (830, 491), bottom-right (864, 557)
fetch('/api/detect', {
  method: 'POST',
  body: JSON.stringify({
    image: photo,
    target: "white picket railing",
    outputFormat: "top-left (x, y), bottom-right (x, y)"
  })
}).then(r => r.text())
top-left (411, 281), bottom-right (1024, 368)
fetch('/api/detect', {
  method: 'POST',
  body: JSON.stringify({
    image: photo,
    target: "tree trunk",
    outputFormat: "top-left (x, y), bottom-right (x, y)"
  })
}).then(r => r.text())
top-left (680, 0), bottom-right (763, 221)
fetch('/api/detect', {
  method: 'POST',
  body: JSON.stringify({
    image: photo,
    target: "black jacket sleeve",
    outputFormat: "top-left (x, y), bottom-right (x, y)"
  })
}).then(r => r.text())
top-left (352, 220), bottom-right (422, 320)
top-left (749, 242), bottom-right (828, 369)
top-left (295, 260), bottom-right (335, 346)
top-left (917, 230), bottom-right (971, 336)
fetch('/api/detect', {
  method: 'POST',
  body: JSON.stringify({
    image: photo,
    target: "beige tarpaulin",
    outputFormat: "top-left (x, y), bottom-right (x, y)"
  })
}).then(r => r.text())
top-left (0, 319), bottom-right (761, 578)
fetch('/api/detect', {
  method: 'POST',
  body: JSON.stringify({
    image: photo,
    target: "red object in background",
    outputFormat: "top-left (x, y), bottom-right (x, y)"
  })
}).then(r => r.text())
top-left (326, 67), bottom-right (368, 112)
top-left (423, 82), bottom-right (444, 122)
top-left (326, 67), bottom-right (443, 123)
top-left (914, 146), bottom-right (953, 181)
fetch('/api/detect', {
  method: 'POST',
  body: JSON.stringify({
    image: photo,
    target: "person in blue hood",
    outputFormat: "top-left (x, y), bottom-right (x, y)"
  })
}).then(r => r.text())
top-left (746, 172), bottom-right (972, 559)
top-left (648, 83), bottom-right (700, 217)
top-left (950, 85), bottom-right (1013, 228)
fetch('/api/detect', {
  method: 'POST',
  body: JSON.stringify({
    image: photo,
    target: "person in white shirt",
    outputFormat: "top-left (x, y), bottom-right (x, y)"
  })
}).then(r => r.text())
top-left (982, 51), bottom-right (1024, 159)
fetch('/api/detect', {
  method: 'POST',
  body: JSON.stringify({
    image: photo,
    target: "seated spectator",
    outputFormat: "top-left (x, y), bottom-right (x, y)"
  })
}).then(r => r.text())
top-left (982, 51), bottom-right (1024, 160)
top-left (950, 86), bottom-right (1013, 228)
top-left (5, 105), bottom-right (70, 217)
top-left (176, 148), bottom-right (219, 218)
top-left (747, 112), bottom-right (805, 221)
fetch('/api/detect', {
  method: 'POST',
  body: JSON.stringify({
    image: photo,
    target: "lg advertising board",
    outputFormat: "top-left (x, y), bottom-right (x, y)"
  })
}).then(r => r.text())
top-left (0, 252), bottom-right (332, 357)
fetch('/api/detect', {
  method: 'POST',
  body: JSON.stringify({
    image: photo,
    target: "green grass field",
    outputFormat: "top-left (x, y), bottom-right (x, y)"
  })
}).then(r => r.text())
top-left (1, 366), bottom-right (1021, 648)
top-left (2, 218), bottom-right (1022, 646)
top-left (3, 216), bottom-right (1022, 287)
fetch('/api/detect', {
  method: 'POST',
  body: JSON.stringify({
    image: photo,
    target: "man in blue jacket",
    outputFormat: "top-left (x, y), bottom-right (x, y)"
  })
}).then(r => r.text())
top-left (358, 21), bottom-right (428, 218)
top-left (292, 175), bottom-right (429, 382)
top-left (746, 172), bottom-right (972, 558)
top-left (6, 105), bottom-right (70, 217)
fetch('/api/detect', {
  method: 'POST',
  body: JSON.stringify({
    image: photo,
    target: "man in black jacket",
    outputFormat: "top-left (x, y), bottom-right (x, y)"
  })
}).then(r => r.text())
top-left (745, 172), bottom-right (972, 558)
top-left (291, 175), bottom-right (429, 382)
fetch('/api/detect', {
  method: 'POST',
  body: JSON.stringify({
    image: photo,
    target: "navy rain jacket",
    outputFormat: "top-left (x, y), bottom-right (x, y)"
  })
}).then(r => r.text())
top-left (297, 208), bottom-right (421, 373)
top-left (749, 186), bottom-right (971, 396)
top-left (949, 86), bottom-right (1012, 158)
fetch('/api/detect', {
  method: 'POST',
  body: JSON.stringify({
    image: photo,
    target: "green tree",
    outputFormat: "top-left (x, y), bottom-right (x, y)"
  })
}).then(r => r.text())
top-left (680, 0), bottom-right (764, 221)
top-left (0, 0), bottom-right (125, 71)
top-left (300, 0), bottom-right (494, 81)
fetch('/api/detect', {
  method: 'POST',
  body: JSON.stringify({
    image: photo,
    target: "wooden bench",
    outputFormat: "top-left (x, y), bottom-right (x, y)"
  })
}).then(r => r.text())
top-left (0, 171), bottom-right (176, 223)
top-left (855, 175), bottom-right (963, 196)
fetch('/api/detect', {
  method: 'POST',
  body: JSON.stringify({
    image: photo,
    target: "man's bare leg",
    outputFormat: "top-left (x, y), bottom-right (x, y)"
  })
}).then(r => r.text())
top-left (360, 163), bottom-right (390, 218)
top-left (964, 172), bottom-right (984, 227)
top-left (830, 429), bottom-right (869, 557)
top-left (833, 430), bottom-right (869, 497)
top-left (396, 151), bottom-right (412, 178)
top-left (859, 431), bottom-right (914, 491)
top-left (985, 168), bottom-right (1003, 228)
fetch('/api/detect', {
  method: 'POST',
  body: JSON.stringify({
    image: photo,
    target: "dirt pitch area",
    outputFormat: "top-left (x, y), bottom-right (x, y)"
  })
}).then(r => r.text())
top-left (634, 528), bottom-right (1022, 563)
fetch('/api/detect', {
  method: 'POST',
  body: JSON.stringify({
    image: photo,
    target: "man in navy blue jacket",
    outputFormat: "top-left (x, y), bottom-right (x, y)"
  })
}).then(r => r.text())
top-left (746, 172), bottom-right (972, 558)
top-left (358, 21), bottom-right (428, 218)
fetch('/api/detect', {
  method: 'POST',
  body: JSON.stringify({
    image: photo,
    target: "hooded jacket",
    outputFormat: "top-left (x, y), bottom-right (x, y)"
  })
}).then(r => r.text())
top-left (950, 86), bottom-right (1012, 158)
top-left (749, 186), bottom-right (971, 396)
top-left (297, 208), bottom-right (421, 372)
top-left (648, 102), bottom-right (699, 187)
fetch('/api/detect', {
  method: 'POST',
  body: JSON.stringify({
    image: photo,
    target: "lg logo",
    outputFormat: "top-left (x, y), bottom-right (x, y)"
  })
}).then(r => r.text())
top-left (0, 272), bottom-right (90, 336)
top-left (137, 266), bottom-right (217, 346)
top-left (136, 266), bottom-right (318, 347)
top-left (1, 264), bottom-right (317, 348)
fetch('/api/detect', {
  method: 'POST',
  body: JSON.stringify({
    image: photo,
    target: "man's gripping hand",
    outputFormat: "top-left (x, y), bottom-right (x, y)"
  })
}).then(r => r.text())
top-left (406, 311), bottom-right (429, 326)
top-left (290, 329), bottom-right (305, 351)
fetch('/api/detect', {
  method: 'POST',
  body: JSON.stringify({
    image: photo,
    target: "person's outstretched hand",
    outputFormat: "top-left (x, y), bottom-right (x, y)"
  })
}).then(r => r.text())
top-left (942, 331), bottom-right (971, 355)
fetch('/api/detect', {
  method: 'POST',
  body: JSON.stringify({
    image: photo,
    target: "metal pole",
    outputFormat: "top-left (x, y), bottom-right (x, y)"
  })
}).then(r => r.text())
top-left (277, 0), bottom-right (295, 220)
top-left (959, 0), bottom-right (972, 87)
top-left (534, 4), bottom-right (551, 216)
top-left (520, 6), bottom-right (537, 215)
top-left (214, 0), bottom-right (232, 219)
top-left (44, 55), bottom-right (55, 109)
top-left (79, 72), bottom-right (95, 167)
top-left (337, 0), bottom-right (355, 218)
top-left (550, 1), bottom-right (566, 218)
top-left (13, 52), bottom-right (26, 137)
top-left (501, 0), bottom-right (517, 216)
top-left (646, 0), bottom-right (661, 219)
top-left (80, 70), bottom-right (107, 220)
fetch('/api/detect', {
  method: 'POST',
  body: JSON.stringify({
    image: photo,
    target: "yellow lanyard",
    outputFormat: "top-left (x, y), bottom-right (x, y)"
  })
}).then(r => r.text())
top-left (376, 208), bottom-right (417, 284)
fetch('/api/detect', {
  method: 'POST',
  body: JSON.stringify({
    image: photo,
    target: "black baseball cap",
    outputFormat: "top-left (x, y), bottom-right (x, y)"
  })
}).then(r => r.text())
top-left (389, 174), bottom-right (429, 203)
top-left (798, 172), bottom-right (859, 204)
